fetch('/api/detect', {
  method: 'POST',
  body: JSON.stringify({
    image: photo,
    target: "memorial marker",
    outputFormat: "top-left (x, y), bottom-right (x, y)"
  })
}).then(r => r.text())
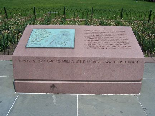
top-left (13, 25), bottom-right (144, 94)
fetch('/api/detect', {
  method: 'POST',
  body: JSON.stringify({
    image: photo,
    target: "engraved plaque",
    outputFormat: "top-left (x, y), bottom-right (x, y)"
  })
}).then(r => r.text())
top-left (26, 29), bottom-right (75, 48)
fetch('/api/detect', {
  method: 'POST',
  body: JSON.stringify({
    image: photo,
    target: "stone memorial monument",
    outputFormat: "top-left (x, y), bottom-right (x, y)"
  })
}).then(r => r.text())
top-left (13, 25), bottom-right (144, 94)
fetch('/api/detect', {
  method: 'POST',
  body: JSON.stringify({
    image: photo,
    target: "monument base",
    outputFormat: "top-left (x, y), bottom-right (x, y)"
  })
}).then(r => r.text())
top-left (14, 81), bottom-right (141, 94)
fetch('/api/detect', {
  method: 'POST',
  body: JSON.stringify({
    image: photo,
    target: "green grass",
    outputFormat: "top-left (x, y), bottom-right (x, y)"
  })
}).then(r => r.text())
top-left (0, 0), bottom-right (155, 56)
top-left (0, 0), bottom-right (155, 11)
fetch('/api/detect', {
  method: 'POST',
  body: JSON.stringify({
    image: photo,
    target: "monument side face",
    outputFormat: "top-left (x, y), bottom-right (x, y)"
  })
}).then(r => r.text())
top-left (13, 25), bottom-right (144, 81)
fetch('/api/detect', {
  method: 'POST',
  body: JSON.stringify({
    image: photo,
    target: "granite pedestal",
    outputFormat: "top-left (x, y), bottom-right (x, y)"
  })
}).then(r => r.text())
top-left (13, 25), bottom-right (144, 94)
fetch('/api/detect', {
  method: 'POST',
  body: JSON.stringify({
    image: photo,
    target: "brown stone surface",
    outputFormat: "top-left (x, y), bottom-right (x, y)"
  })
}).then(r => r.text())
top-left (14, 81), bottom-right (142, 94)
top-left (145, 57), bottom-right (155, 63)
top-left (0, 55), bottom-right (12, 61)
top-left (152, 57), bottom-right (155, 62)
top-left (13, 25), bottom-right (144, 81)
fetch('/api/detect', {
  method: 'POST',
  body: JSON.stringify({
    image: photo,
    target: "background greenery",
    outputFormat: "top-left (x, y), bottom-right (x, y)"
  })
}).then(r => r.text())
top-left (0, 0), bottom-right (155, 11)
top-left (0, 0), bottom-right (155, 56)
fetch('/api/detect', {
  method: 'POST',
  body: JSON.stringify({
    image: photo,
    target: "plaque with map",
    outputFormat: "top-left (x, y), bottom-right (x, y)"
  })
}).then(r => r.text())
top-left (26, 29), bottom-right (75, 48)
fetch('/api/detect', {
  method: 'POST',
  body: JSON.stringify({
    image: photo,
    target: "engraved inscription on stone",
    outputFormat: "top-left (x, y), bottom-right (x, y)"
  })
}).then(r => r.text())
top-left (17, 58), bottom-right (139, 64)
top-left (84, 30), bottom-right (131, 49)
top-left (26, 29), bottom-right (75, 48)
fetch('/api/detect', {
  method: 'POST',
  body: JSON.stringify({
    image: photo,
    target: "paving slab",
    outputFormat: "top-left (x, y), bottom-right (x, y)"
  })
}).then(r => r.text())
top-left (0, 61), bottom-right (13, 77)
top-left (143, 63), bottom-right (155, 79)
top-left (137, 76), bottom-right (155, 116)
top-left (78, 95), bottom-right (145, 116)
top-left (132, 63), bottom-right (155, 116)
top-left (0, 77), bottom-right (17, 116)
top-left (9, 94), bottom-right (77, 116)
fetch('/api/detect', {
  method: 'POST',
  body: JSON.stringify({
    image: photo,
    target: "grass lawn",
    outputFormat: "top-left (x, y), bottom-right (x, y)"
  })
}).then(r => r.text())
top-left (0, 0), bottom-right (154, 56)
top-left (0, 0), bottom-right (155, 11)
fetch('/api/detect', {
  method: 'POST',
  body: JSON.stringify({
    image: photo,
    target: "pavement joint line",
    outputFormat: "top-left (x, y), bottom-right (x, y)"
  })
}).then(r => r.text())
top-left (14, 92), bottom-right (50, 94)
top-left (14, 93), bottom-right (140, 95)
top-left (14, 93), bottom-right (78, 95)
top-left (6, 95), bottom-right (19, 116)
top-left (143, 78), bottom-right (154, 80)
top-left (0, 76), bottom-right (8, 78)
top-left (76, 94), bottom-right (140, 95)
top-left (77, 94), bottom-right (78, 116)
top-left (101, 94), bottom-right (140, 95)
top-left (135, 95), bottom-right (148, 116)
top-left (52, 94), bottom-right (56, 105)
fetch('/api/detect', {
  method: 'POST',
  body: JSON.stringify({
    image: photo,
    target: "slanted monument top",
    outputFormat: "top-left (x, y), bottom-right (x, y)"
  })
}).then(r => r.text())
top-left (13, 25), bottom-right (144, 58)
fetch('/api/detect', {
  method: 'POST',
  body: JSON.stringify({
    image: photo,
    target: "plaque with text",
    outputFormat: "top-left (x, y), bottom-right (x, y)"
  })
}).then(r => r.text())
top-left (26, 29), bottom-right (75, 48)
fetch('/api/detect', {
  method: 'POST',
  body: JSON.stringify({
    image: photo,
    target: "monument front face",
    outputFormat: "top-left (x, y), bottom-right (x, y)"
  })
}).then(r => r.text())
top-left (13, 25), bottom-right (144, 94)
